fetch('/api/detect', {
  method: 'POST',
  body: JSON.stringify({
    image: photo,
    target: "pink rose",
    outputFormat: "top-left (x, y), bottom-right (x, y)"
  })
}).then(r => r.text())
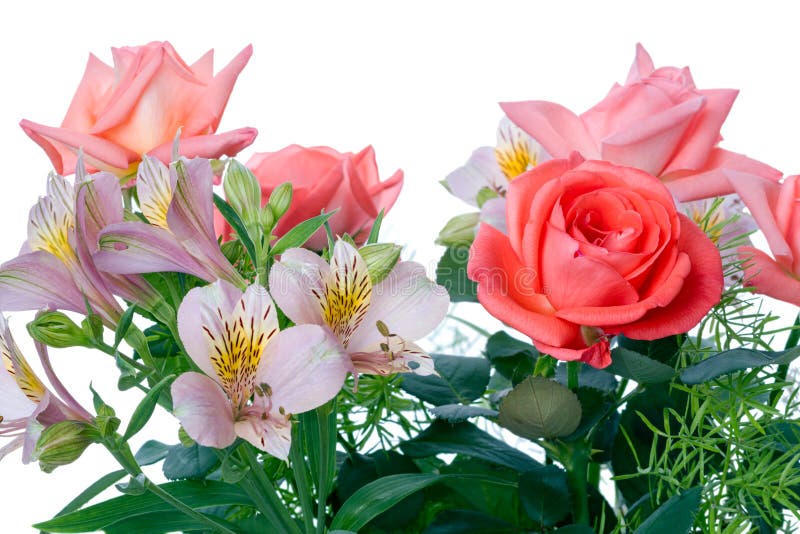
top-left (739, 175), bottom-right (800, 306)
top-left (467, 156), bottom-right (723, 368)
top-left (20, 42), bottom-right (257, 177)
top-left (220, 144), bottom-right (403, 250)
top-left (501, 44), bottom-right (780, 203)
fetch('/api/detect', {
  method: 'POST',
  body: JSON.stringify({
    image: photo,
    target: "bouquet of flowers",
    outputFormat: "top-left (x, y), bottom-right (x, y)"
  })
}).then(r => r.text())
top-left (2, 41), bottom-right (799, 533)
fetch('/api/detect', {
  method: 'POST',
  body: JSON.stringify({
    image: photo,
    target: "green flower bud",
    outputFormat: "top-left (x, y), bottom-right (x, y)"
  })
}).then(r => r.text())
top-left (34, 421), bottom-right (97, 473)
top-left (268, 182), bottom-right (293, 221)
top-left (359, 243), bottom-right (402, 284)
top-left (435, 213), bottom-right (480, 247)
top-left (27, 311), bottom-right (92, 349)
top-left (476, 187), bottom-right (499, 207)
top-left (224, 160), bottom-right (262, 226)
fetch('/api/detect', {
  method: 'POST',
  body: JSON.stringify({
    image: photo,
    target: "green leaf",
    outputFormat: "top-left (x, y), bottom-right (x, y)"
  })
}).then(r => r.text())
top-left (634, 486), bottom-right (702, 534)
top-left (366, 208), bottom-right (385, 245)
top-left (213, 192), bottom-right (258, 266)
top-left (103, 510), bottom-right (242, 534)
top-left (554, 363), bottom-right (618, 393)
top-left (331, 473), bottom-right (441, 531)
top-left (430, 404), bottom-right (498, 422)
top-left (162, 443), bottom-right (218, 480)
top-left (606, 347), bottom-right (675, 384)
top-left (134, 440), bottom-right (171, 466)
top-left (401, 354), bottom-right (491, 406)
top-left (424, 509), bottom-right (516, 533)
top-left (498, 376), bottom-right (582, 440)
top-left (113, 305), bottom-right (137, 351)
top-left (53, 470), bottom-right (127, 517)
top-left (618, 335), bottom-right (682, 364)
top-left (436, 246), bottom-right (478, 302)
top-left (680, 346), bottom-right (800, 385)
top-left (33, 480), bottom-right (253, 532)
top-left (519, 465), bottom-right (571, 527)
top-left (271, 211), bottom-right (336, 255)
top-left (484, 331), bottom-right (538, 384)
top-left (122, 375), bottom-right (174, 441)
top-left (400, 420), bottom-right (541, 472)
top-left (556, 526), bottom-right (597, 533)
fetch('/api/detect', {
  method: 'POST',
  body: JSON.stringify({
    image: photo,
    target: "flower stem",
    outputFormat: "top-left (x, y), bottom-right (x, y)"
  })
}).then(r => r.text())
top-left (772, 312), bottom-right (800, 406)
top-left (240, 445), bottom-right (300, 533)
top-left (289, 425), bottom-right (316, 533)
top-left (563, 441), bottom-right (590, 524)
top-left (567, 361), bottom-right (580, 391)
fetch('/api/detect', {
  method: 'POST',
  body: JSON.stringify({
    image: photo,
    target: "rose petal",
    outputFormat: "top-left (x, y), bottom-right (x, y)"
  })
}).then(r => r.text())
top-left (740, 246), bottom-right (800, 307)
top-left (501, 101), bottom-right (599, 159)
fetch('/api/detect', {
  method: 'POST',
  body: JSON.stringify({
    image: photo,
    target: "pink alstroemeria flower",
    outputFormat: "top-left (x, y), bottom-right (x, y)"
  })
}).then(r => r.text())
top-left (269, 240), bottom-right (449, 376)
top-left (95, 156), bottom-right (244, 288)
top-left (445, 118), bottom-right (550, 234)
top-left (0, 170), bottom-right (124, 325)
top-left (171, 281), bottom-right (349, 459)
top-left (0, 315), bottom-right (92, 462)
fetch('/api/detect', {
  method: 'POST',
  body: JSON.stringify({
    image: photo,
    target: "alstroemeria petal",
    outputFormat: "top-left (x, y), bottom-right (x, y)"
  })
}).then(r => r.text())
top-left (0, 365), bottom-right (36, 420)
top-left (136, 156), bottom-right (176, 229)
top-left (234, 412), bottom-right (292, 460)
top-left (269, 248), bottom-right (329, 327)
top-left (445, 147), bottom-right (507, 206)
top-left (320, 241), bottom-right (373, 346)
top-left (256, 324), bottom-right (348, 416)
top-left (0, 251), bottom-right (87, 314)
top-left (347, 261), bottom-right (449, 353)
top-left (177, 279), bottom-right (244, 384)
top-left (171, 372), bottom-right (236, 449)
top-left (95, 222), bottom-right (213, 281)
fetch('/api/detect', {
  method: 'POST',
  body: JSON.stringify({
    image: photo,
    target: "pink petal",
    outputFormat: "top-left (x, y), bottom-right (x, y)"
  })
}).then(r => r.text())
top-left (740, 246), bottom-right (800, 306)
top-left (234, 413), bottom-right (292, 460)
top-left (147, 127), bottom-right (258, 164)
top-left (257, 324), bottom-right (348, 415)
top-left (625, 43), bottom-right (655, 83)
top-left (183, 45), bottom-right (253, 135)
top-left (501, 101), bottom-right (600, 159)
top-left (0, 366), bottom-right (37, 420)
top-left (62, 54), bottom-right (115, 132)
top-left (268, 248), bottom-right (328, 327)
top-left (0, 251), bottom-right (87, 315)
top-left (347, 261), bottom-right (449, 353)
top-left (177, 280), bottom-right (244, 381)
top-left (171, 372), bottom-right (236, 449)
top-left (445, 147), bottom-right (506, 206)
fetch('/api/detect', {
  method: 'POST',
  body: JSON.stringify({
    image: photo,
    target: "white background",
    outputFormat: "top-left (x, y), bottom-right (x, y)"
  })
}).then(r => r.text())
top-left (1, 1), bottom-right (799, 531)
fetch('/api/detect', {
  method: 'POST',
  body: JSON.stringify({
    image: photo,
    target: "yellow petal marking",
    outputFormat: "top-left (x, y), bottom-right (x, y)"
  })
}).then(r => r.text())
top-left (316, 249), bottom-right (372, 348)
top-left (203, 300), bottom-right (277, 408)
top-left (0, 333), bottom-right (46, 403)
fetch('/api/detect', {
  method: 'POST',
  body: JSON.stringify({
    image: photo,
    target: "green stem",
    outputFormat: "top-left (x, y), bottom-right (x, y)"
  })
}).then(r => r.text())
top-left (315, 399), bottom-right (337, 534)
top-left (105, 443), bottom-right (235, 534)
top-left (446, 313), bottom-right (492, 337)
top-left (567, 361), bottom-right (580, 391)
top-left (289, 425), bottom-right (316, 533)
top-left (587, 462), bottom-right (600, 489)
top-left (563, 442), bottom-right (590, 525)
top-left (240, 446), bottom-right (300, 533)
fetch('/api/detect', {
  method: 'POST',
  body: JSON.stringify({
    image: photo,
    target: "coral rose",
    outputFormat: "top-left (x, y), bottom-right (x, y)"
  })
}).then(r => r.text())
top-left (738, 175), bottom-right (800, 306)
top-left (225, 144), bottom-right (403, 250)
top-left (467, 156), bottom-right (723, 368)
top-left (20, 41), bottom-right (257, 177)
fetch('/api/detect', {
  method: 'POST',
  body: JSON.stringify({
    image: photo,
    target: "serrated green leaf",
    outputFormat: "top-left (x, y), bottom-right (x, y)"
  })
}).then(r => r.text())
top-left (430, 404), bottom-right (498, 422)
top-left (122, 375), bottom-right (174, 441)
top-left (33, 480), bottom-right (253, 532)
top-left (401, 354), bottom-right (491, 406)
top-left (519, 465), bottom-right (571, 527)
top-left (400, 420), bottom-right (541, 472)
top-left (498, 376), bottom-right (582, 440)
top-left (680, 346), bottom-right (800, 385)
top-left (634, 486), bottom-right (702, 534)
top-left (436, 246), bottom-right (478, 302)
top-left (162, 443), bottom-right (218, 480)
top-left (134, 441), bottom-right (171, 466)
top-left (271, 211), bottom-right (336, 255)
top-left (606, 347), bottom-right (675, 384)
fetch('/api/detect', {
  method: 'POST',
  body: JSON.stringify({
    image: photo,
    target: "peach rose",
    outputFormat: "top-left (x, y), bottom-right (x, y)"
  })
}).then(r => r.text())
top-left (739, 175), bottom-right (800, 306)
top-left (221, 144), bottom-right (403, 250)
top-left (20, 42), bottom-right (257, 177)
top-left (467, 155), bottom-right (723, 368)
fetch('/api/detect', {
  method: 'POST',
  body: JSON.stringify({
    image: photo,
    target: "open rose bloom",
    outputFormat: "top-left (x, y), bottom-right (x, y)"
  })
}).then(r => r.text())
top-left (20, 42), bottom-right (257, 177)
top-left (468, 156), bottom-right (723, 368)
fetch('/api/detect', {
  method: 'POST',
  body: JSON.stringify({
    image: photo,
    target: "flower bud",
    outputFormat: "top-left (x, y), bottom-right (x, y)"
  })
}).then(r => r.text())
top-left (268, 182), bottom-right (293, 221)
top-left (27, 311), bottom-right (92, 348)
top-left (34, 421), bottom-right (96, 473)
top-left (359, 243), bottom-right (402, 284)
top-left (435, 213), bottom-right (479, 247)
top-left (224, 159), bottom-right (262, 226)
